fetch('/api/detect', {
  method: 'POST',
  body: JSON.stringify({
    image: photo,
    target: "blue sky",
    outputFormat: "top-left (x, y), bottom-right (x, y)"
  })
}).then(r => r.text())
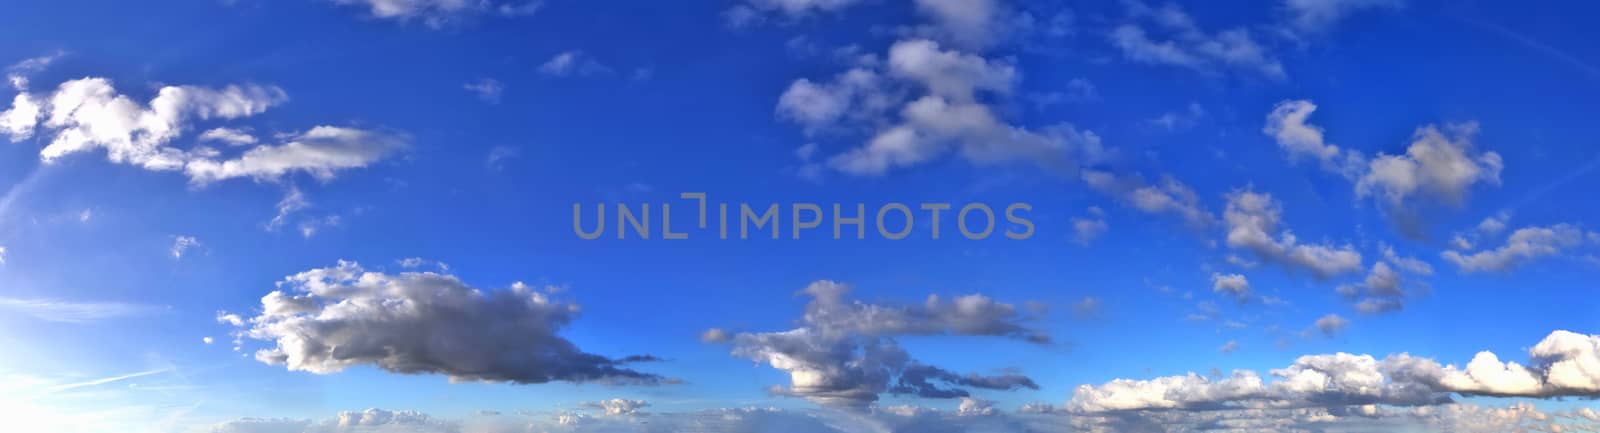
top-left (2, 0), bottom-right (1600, 432)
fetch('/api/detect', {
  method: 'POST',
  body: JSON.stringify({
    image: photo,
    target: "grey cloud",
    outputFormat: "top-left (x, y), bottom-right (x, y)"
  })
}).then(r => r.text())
top-left (229, 260), bottom-right (664, 385)
top-left (719, 280), bottom-right (1045, 408)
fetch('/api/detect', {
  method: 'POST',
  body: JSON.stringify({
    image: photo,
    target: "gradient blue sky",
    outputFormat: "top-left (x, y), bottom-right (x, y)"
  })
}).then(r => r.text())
top-left (2, 0), bottom-right (1600, 432)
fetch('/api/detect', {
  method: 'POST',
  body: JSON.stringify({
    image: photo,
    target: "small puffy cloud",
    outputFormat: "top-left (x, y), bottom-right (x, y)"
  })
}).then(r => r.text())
top-left (1357, 122), bottom-right (1503, 209)
top-left (0, 246), bottom-right (6, 265)
top-left (699, 328), bottom-right (730, 343)
top-left (716, 280), bottom-right (1043, 408)
top-left (462, 78), bottom-right (503, 103)
top-left (778, 39), bottom-right (1102, 178)
top-left (1338, 262), bottom-right (1411, 315)
top-left (1442, 223), bottom-right (1588, 272)
top-left (228, 260), bottom-right (665, 385)
top-left (1224, 190), bottom-right (1364, 278)
top-left (1219, 340), bottom-right (1239, 354)
top-left (171, 236), bottom-right (200, 259)
top-left (1262, 99), bottom-right (1365, 178)
top-left (1109, 2), bottom-right (1285, 79)
top-left (1210, 273), bottom-right (1251, 303)
top-left (203, 336), bottom-right (215, 345)
top-left (199, 127), bottom-right (258, 146)
top-left (539, 51), bottom-right (611, 77)
top-left (1313, 313), bottom-right (1348, 337)
top-left (1071, 207), bottom-right (1108, 246)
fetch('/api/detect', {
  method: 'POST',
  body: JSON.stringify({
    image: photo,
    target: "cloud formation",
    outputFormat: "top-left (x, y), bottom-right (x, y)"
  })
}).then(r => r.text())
top-left (715, 280), bottom-right (1044, 408)
top-left (1442, 223), bottom-right (1592, 272)
top-left (1067, 329), bottom-right (1600, 421)
top-left (225, 261), bottom-right (665, 385)
top-left (1110, 1), bottom-right (1285, 79)
top-left (330, 0), bottom-right (543, 27)
top-left (1223, 190), bottom-right (1363, 279)
top-left (1263, 100), bottom-right (1504, 236)
top-left (0, 76), bottom-right (405, 186)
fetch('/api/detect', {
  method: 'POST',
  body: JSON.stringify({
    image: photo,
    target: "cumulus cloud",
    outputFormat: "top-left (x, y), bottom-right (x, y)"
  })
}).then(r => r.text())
top-left (1071, 206), bottom-right (1108, 246)
top-left (1313, 313), bottom-right (1349, 337)
top-left (1067, 329), bottom-right (1600, 432)
top-left (1262, 100), bottom-right (1365, 178)
top-left (1110, 1), bottom-right (1285, 79)
top-left (1337, 262), bottom-right (1408, 314)
top-left (1357, 122), bottom-right (1503, 208)
top-left (777, 39), bottom-right (1102, 178)
top-left (0, 76), bottom-right (404, 186)
top-left (226, 260), bottom-right (665, 385)
top-left (1263, 101), bottom-right (1504, 236)
top-left (715, 280), bottom-right (1044, 408)
top-left (1223, 190), bottom-right (1363, 279)
top-left (1442, 223), bottom-right (1590, 272)
top-left (1210, 273), bottom-right (1251, 303)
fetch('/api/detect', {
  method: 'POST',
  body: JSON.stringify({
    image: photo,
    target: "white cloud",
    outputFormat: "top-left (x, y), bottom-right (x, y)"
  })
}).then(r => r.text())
top-left (1, 77), bottom-right (404, 186)
top-left (1262, 99), bottom-right (1366, 178)
top-left (330, 0), bottom-right (542, 26)
top-left (1263, 101), bottom-right (1503, 236)
top-left (170, 236), bottom-right (200, 259)
top-left (0, 297), bottom-right (164, 323)
top-left (1210, 273), bottom-right (1251, 303)
top-left (199, 127), bottom-right (258, 146)
top-left (463, 78), bottom-right (503, 103)
top-left (1358, 122), bottom-right (1503, 208)
top-left (228, 260), bottom-right (665, 385)
top-left (1381, 244), bottom-right (1434, 275)
top-left (1442, 223), bottom-right (1588, 272)
top-left (539, 51), bottom-right (611, 77)
top-left (580, 399), bottom-right (649, 416)
top-left (1071, 206), bottom-right (1108, 246)
top-left (0, 245), bottom-right (6, 265)
top-left (184, 126), bottom-right (406, 184)
top-left (724, 0), bottom-right (865, 26)
top-left (1110, 2), bottom-right (1286, 79)
top-left (1223, 190), bottom-right (1364, 278)
top-left (1083, 170), bottom-right (1214, 228)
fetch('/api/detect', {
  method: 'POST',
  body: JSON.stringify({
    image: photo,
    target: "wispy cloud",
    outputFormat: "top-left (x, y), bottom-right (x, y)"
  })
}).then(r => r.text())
top-left (0, 298), bottom-right (167, 324)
